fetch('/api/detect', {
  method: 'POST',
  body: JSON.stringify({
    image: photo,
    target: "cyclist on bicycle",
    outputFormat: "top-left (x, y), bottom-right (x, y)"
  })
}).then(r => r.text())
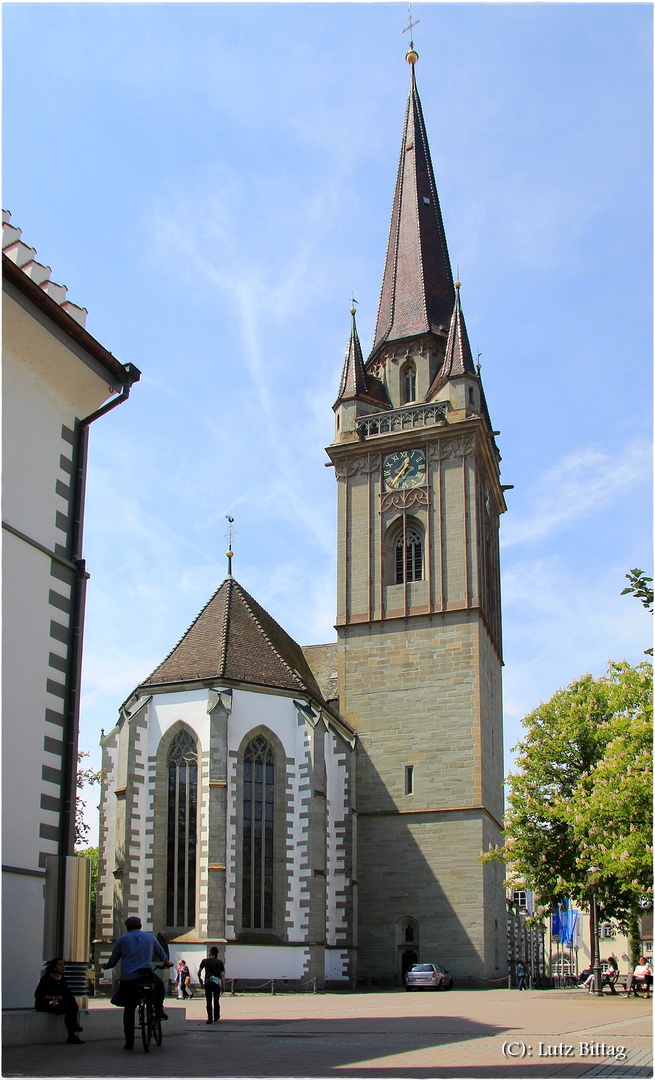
top-left (103, 916), bottom-right (173, 1049)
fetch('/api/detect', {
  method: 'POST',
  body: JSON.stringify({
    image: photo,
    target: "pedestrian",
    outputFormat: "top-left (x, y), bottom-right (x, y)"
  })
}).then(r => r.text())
top-left (516, 961), bottom-right (527, 990)
top-left (198, 947), bottom-right (226, 1024)
top-left (173, 959), bottom-right (193, 999)
top-left (102, 915), bottom-right (173, 1050)
top-left (34, 958), bottom-right (84, 1044)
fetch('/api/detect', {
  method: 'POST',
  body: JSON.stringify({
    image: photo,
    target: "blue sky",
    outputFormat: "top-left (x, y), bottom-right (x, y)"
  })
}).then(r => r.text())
top-left (3, 3), bottom-right (652, 844)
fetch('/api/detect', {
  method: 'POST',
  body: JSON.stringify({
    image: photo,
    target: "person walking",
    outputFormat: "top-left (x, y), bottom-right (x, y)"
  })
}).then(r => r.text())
top-left (198, 947), bottom-right (225, 1023)
top-left (173, 959), bottom-right (193, 999)
top-left (516, 961), bottom-right (527, 991)
top-left (102, 916), bottom-right (173, 1050)
top-left (34, 958), bottom-right (84, 1044)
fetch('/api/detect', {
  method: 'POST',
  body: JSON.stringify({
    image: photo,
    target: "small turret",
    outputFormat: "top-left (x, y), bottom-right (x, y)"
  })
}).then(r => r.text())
top-left (333, 306), bottom-right (389, 442)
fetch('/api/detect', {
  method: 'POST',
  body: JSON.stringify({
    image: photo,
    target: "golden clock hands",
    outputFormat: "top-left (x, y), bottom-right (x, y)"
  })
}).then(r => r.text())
top-left (396, 455), bottom-right (411, 480)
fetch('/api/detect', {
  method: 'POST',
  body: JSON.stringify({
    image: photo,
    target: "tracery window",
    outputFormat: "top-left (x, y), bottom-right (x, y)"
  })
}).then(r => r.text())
top-left (403, 363), bottom-right (417, 404)
top-left (166, 729), bottom-right (197, 927)
top-left (242, 734), bottom-right (275, 929)
top-left (396, 528), bottom-right (423, 584)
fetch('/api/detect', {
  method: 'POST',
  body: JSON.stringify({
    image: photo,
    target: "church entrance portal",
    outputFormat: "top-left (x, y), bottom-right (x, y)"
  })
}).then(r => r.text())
top-left (401, 951), bottom-right (418, 981)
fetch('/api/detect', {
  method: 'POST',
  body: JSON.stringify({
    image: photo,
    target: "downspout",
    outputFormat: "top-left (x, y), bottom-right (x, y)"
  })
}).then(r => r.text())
top-left (59, 365), bottom-right (140, 863)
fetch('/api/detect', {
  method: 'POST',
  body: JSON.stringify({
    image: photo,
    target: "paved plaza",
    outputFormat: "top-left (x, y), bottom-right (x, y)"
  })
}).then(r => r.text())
top-left (3, 988), bottom-right (652, 1079)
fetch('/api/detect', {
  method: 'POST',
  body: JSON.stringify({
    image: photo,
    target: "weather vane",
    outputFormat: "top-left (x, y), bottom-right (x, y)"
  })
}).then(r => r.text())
top-left (350, 294), bottom-right (358, 315)
top-left (225, 515), bottom-right (236, 575)
top-left (402, 3), bottom-right (420, 49)
top-left (476, 350), bottom-right (482, 374)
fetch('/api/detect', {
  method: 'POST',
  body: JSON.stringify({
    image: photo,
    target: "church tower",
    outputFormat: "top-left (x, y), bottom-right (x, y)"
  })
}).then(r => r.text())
top-left (327, 45), bottom-right (508, 985)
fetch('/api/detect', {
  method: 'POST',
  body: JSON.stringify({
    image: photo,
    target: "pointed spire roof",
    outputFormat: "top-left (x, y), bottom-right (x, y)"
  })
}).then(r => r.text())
top-left (370, 59), bottom-right (455, 359)
top-left (141, 576), bottom-right (326, 703)
top-left (428, 280), bottom-right (476, 396)
top-left (337, 307), bottom-right (368, 400)
top-left (335, 307), bottom-right (390, 408)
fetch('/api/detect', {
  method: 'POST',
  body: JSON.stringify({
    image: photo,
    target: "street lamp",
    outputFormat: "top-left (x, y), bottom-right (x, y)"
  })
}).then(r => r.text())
top-left (586, 866), bottom-right (603, 997)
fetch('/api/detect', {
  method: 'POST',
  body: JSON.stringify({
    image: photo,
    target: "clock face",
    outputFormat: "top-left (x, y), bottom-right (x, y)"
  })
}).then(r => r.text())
top-left (383, 449), bottom-right (426, 491)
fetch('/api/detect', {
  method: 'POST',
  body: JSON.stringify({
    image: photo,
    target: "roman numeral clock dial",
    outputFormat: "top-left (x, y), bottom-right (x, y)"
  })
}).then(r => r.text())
top-left (383, 449), bottom-right (426, 490)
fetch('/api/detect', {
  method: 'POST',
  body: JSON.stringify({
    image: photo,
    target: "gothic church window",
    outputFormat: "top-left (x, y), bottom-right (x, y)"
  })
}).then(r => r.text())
top-left (166, 729), bottom-right (198, 928)
top-left (396, 528), bottom-right (423, 584)
top-left (402, 362), bottom-right (416, 404)
top-left (242, 734), bottom-right (275, 929)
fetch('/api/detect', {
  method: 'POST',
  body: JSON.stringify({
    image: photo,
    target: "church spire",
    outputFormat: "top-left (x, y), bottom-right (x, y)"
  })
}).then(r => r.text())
top-left (434, 278), bottom-right (477, 386)
top-left (335, 304), bottom-right (389, 408)
top-left (370, 49), bottom-right (455, 360)
top-left (336, 305), bottom-right (368, 401)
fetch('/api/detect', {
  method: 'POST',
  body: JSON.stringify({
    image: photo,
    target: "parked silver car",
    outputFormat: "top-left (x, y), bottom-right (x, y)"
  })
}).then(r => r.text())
top-left (405, 963), bottom-right (453, 991)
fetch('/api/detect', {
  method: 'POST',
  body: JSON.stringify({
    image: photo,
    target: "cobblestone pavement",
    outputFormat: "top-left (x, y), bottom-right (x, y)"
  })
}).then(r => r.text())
top-left (3, 988), bottom-right (652, 1079)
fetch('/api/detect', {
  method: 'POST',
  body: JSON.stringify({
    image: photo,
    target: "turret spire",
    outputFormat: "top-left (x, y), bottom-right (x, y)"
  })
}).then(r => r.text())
top-left (335, 304), bottom-right (389, 408)
top-left (370, 53), bottom-right (455, 360)
top-left (435, 279), bottom-right (477, 385)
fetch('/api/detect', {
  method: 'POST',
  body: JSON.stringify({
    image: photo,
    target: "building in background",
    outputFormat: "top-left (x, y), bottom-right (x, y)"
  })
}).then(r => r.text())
top-left (97, 45), bottom-right (508, 988)
top-left (2, 213), bottom-right (140, 1007)
top-left (326, 45), bottom-right (508, 984)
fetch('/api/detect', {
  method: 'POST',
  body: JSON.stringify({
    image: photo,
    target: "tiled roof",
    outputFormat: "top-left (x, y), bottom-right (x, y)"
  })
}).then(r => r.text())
top-left (370, 64), bottom-right (455, 360)
top-left (2, 210), bottom-right (88, 327)
top-left (427, 283), bottom-right (494, 430)
top-left (335, 309), bottom-right (390, 408)
top-left (141, 576), bottom-right (327, 704)
top-left (302, 643), bottom-right (338, 703)
top-left (428, 282), bottom-right (476, 396)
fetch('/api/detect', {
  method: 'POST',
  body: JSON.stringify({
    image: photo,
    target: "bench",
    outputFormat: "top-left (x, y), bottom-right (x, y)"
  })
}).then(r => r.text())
top-left (620, 974), bottom-right (652, 998)
top-left (2, 1005), bottom-right (186, 1046)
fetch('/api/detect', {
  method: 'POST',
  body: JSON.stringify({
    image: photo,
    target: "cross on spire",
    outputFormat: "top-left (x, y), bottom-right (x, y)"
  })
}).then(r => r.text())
top-left (402, 3), bottom-right (420, 49)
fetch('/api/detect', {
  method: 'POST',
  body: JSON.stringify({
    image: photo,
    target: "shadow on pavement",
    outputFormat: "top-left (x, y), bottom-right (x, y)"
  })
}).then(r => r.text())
top-left (3, 1012), bottom-right (650, 1079)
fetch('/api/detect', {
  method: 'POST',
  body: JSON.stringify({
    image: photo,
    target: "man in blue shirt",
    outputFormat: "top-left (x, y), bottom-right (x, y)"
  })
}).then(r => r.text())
top-left (103, 916), bottom-right (173, 1049)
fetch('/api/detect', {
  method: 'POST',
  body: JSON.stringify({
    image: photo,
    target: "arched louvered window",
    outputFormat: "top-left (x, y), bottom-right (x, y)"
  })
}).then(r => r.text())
top-left (166, 730), bottom-right (197, 927)
top-left (403, 363), bottom-right (417, 404)
top-left (396, 528), bottom-right (423, 584)
top-left (242, 735), bottom-right (275, 929)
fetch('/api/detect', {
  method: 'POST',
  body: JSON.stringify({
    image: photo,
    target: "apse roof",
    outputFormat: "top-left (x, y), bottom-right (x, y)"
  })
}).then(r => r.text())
top-left (141, 575), bottom-right (327, 704)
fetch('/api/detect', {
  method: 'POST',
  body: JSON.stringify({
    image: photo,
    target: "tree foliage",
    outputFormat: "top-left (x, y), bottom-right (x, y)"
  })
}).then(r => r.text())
top-left (75, 751), bottom-right (103, 848)
top-left (621, 568), bottom-right (654, 613)
top-left (484, 661), bottom-right (652, 925)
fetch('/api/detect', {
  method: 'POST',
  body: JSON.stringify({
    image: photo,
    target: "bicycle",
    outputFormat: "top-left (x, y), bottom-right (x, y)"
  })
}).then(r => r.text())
top-left (133, 965), bottom-right (167, 1053)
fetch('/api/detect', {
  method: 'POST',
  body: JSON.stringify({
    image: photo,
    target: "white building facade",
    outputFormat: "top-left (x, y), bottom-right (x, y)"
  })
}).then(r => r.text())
top-left (2, 213), bottom-right (139, 1007)
top-left (96, 577), bottom-right (357, 988)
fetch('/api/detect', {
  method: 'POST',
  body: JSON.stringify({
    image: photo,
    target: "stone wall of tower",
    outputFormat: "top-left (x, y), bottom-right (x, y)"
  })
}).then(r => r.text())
top-left (331, 406), bottom-right (506, 984)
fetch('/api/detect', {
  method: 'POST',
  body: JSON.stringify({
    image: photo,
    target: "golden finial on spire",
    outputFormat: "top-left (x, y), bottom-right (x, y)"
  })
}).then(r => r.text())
top-left (402, 3), bottom-right (419, 64)
top-left (476, 350), bottom-right (482, 375)
top-left (225, 515), bottom-right (236, 576)
top-left (455, 264), bottom-right (461, 289)
top-left (350, 294), bottom-right (358, 317)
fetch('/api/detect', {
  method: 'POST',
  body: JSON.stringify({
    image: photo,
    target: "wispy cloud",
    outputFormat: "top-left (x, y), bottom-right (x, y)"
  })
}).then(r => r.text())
top-left (502, 438), bottom-right (651, 548)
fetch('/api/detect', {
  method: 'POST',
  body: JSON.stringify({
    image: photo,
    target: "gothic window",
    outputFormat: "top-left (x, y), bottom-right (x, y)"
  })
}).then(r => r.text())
top-left (402, 362), bottom-right (416, 404)
top-left (396, 528), bottom-right (423, 584)
top-left (166, 729), bottom-right (198, 928)
top-left (242, 734), bottom-right (275, 930)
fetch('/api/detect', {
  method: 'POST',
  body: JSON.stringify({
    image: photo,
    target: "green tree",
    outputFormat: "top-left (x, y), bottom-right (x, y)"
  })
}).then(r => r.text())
top-left (483, 661), bottom-right (652, 926)
top-left (75, 750), bottom-right (103, 849)
top-left (621, 568), bottom-right (654, 613)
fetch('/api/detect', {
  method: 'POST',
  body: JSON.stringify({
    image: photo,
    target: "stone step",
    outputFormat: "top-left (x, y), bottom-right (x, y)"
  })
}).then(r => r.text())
top-left (2, 1005), bottom-right (187, 1046)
